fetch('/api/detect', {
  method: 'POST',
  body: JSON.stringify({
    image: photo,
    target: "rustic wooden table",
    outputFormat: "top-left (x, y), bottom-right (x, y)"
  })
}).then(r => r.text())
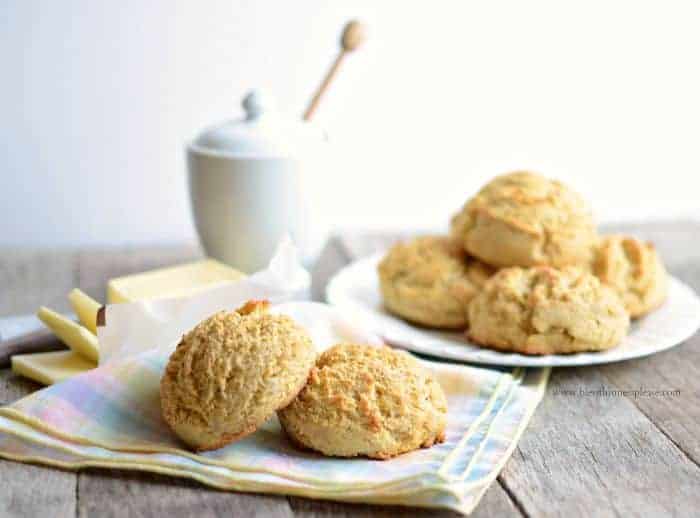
top-left (1, 222), bottom-right (699, 517)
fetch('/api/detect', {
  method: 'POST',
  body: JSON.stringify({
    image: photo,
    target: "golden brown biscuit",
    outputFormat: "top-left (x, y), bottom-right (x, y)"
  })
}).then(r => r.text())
top-left (278, 344), bottom-right (447, 459)
top-left (468, 266), bottom-right (629, 355)
top-left (378, 236), bottom-right (494, 329)
top-left (593, 235), bottom-right (668, 318)
top-left (160, 300), bottom-right (316, 451)
top-left (451, 171), bottom-right (597, 268)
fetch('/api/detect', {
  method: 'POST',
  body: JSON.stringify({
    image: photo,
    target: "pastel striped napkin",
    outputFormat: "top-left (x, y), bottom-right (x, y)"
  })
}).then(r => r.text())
top-left (0, 350), bottom-right (548, 514)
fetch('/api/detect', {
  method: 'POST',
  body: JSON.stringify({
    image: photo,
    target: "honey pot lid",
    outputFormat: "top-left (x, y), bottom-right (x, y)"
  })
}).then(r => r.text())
top-left (189, 90), bottom-right (324, 159)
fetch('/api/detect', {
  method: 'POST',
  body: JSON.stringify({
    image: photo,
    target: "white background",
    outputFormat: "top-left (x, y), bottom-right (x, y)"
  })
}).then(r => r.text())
top-left (2, 0), bottom-right (699, 247)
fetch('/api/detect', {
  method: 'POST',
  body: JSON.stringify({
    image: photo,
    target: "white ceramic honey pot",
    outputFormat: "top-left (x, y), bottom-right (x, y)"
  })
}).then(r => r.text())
top-left (187, 90), bottom-right (327, 273)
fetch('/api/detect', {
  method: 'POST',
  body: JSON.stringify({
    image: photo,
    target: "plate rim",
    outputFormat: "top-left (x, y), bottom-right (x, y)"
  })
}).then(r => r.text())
top-left (326, 252), bottom-right (700, 367)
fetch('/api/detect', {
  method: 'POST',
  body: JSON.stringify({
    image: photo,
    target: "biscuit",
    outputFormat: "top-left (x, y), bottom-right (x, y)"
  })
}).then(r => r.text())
top-left (278, 343), bottom-right (447, 459)
top-left (468, 266), bottom-right (629, 354)
top-left (451, 171), bottom-right (597, 268)
top-left (378, 236), bottom-right (494, 329)
top-left (593, 235), bottom-right (668, 318)
top-left (160, 300), bottom-right (316, 451)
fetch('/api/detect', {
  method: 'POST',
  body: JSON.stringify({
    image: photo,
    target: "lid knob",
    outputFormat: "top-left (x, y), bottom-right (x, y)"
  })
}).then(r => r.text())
top-left (242, 90), bottom-right (275, 121)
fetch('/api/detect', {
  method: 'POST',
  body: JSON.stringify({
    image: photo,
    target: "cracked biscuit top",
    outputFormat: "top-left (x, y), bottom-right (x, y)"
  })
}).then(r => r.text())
top-left (450, 171), bottom-right (597, 268)
top-left (160, 300), bottom-right (316, 451)
top-left (278, 343), bottom-right (448, 459)
top-left (593, 235), bottom-right (668, 318)
top-left (378, 235), bottom-right (494, 329)
top-left (468, 266), bottom-right (629, 355)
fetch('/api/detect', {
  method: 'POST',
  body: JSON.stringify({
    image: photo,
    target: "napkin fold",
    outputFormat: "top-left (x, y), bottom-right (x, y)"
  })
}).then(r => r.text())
top-left (0, 241), bottom-right (549, 515)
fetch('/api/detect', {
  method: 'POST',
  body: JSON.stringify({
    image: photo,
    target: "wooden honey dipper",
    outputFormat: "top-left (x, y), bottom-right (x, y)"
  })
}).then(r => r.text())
top-left (303, 20), bottom-right (366, 121)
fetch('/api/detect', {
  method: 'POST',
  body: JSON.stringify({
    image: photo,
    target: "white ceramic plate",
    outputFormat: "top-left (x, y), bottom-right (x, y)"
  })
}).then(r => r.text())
top-left (326, 253), bottom-right (700, 367)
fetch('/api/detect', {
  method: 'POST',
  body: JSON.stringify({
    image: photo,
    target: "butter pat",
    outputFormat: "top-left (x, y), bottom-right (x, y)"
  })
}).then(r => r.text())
top-left (37, 307), bottom-right (100, 362)
top-left (12, 351), bottom-right (95, 386)
top-left (107, 259), bottom-right (245, 303)
top-left (68, 288), bottom-right (101, 334)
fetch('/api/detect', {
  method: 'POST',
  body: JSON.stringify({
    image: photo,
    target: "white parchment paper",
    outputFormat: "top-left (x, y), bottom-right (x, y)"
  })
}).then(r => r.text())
top-left (97, 239), bottom-right (381, 364)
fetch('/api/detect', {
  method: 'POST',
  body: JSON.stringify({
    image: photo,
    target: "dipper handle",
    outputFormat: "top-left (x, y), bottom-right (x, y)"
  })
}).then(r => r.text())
top-left (303, 20), bottom-right (366, 121)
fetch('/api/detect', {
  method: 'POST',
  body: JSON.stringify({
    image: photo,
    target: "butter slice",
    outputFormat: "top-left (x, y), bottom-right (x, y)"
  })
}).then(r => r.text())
top-left (12, 351), bottom-right (95, 386)
top-left (68, 288), bottom-right (101, 334)
top-left (107, 259), bottom-right (245, 303)
top-left (37, 307), bottom-right (100, 362)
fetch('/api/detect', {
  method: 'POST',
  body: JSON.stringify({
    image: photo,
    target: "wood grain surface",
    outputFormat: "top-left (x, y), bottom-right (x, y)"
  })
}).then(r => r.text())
top-left (1, 222), bottom-right (699, 517)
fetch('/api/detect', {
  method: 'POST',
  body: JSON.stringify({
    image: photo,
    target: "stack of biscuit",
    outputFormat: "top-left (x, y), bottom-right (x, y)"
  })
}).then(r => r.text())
top-left (160, 300), bottom-right (448, 458)
top-left (378, 171), bottom-right (668, 355)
